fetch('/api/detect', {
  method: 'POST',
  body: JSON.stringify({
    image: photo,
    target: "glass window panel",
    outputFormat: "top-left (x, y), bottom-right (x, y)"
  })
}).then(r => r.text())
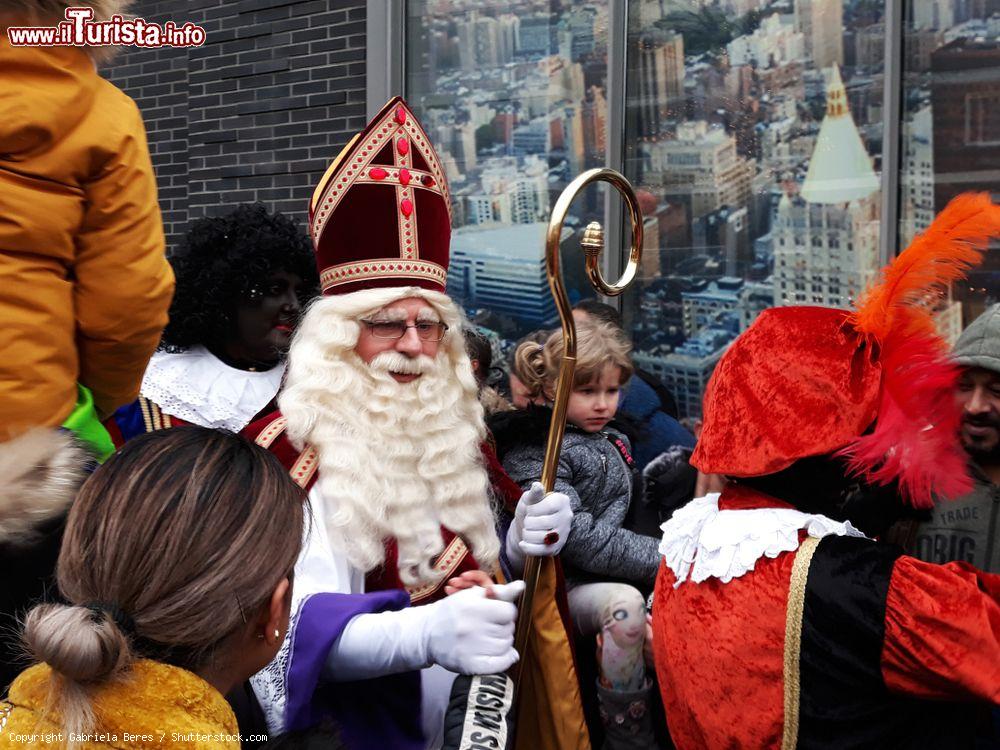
top-left (404, 0), bottom-right (611, 361)
top-left (900, 0), bottom-right (1000, 331)
top-left (622, 0), bottom-right (884, 420)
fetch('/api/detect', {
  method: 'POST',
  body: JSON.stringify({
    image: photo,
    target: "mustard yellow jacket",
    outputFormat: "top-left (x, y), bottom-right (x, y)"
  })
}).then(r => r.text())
top-left (0, 660), bottom-right (241, 749)
top-left (0, 40), bottom-right (174, 438)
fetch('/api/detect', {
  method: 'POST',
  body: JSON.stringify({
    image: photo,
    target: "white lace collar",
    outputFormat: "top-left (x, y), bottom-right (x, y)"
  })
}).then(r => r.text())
top-left (659, 493), bottom-right (868, 587)
top-left (140, 346), bottom-right (285, 432)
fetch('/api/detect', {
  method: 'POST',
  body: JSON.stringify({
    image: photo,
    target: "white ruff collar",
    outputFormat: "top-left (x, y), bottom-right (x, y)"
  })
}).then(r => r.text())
top-left (659, 493), bottom-right (868, 587)
top-left (140, 346), bottom-right (285, 432)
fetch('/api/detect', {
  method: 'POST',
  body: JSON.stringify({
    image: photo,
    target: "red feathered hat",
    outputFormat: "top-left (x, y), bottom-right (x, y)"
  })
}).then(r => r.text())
top-left (308, 97), bottom-right (452, 296)
top-left (693, 193), bottom-right (1000, 507)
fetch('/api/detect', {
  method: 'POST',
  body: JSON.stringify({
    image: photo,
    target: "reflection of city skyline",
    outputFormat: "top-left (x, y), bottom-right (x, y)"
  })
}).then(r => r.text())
top-left (407, 0), bottom-right (999, 418)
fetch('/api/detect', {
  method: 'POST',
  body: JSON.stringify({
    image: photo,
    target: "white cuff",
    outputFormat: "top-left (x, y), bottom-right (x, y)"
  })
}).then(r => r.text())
top-left (324, 606), bottom-right (431, 682)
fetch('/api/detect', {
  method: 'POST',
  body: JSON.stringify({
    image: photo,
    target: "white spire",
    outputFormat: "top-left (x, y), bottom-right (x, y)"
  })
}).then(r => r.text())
top-left (800, 64), bottom-right (879, 204)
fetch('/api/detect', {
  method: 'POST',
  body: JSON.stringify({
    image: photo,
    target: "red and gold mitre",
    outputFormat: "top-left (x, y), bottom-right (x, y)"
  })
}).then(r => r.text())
top-left (308, 96), bottom-right (452, 296)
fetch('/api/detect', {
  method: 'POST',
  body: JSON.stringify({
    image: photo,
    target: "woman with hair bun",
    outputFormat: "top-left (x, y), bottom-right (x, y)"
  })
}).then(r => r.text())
top-left (0, 427), bottom-right (305, 749)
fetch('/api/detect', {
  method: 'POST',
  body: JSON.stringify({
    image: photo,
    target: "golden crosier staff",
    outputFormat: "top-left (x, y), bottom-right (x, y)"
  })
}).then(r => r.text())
top-left (511, 168), bottom-right (644, 687)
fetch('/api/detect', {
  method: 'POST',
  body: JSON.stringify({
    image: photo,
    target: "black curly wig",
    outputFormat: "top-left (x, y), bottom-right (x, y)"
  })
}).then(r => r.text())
top-left (161, 203), bottom-right (319, 351)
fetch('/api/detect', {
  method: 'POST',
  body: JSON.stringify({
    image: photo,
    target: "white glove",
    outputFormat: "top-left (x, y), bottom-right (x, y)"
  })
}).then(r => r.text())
top-left (426, 580), bottom-right (523, 674)
top-left (325, 581), bottom-right (524, 681)
top-left (505, 482), bottom-right (574, 572)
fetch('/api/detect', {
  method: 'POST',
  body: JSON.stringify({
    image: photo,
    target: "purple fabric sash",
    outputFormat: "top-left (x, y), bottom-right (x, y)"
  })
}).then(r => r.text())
top-left (286, 590), bottom-right (424, 749)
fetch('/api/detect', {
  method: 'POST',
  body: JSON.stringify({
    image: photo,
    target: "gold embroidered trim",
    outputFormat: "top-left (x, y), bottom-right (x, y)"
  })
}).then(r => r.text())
top-left (320, 259), bottom-right (447, 292)
top-left (407, 536), bottom-right (469, 604)
top-left (152, 402), bottom-right (166, 430)
top-left (395, 128), bottom-right (417, 260)
top-left (139, 396), bottom-right (154, 433)
top-left (352, 168), bottom-right (437, 190)
top-left (139, 397), bottom-right (166, 432)
top-left (782, 535), bottom-right (820, 750)
top-left (311, 103), bottom-right (452, 242)
top-left (254, 416), bottom-right (288, 448)
top-left (290, 446), bottom-right (318, 489)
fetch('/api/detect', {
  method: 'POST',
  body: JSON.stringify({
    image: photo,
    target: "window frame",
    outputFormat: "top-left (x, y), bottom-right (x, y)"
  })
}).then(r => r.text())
top-left (370, 0), bottom-right (908, 305)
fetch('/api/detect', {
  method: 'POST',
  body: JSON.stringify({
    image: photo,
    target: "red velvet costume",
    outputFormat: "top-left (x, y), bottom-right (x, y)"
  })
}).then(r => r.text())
top-left (654, 485), bottom-right (1000, 749)
top-left (652, 194), bottom-right (1000, 749)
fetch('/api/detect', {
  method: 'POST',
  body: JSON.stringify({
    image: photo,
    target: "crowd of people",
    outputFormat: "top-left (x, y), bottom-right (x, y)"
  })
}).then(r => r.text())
top-left (1, 2), bottom-right (1000, 749)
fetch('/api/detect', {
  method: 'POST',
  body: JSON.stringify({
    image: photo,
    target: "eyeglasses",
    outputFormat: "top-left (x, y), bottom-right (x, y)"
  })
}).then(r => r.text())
top-left (361, 319), bottom-right (449, 342)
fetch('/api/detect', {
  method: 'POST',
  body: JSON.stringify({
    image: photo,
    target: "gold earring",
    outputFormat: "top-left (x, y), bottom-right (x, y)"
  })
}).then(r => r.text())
top-left (274, 629), bottom-right (281, 639)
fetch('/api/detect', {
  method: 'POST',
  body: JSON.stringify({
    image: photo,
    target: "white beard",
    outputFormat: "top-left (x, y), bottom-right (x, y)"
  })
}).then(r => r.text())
top-left (279, 287), bottom-right (501, 588)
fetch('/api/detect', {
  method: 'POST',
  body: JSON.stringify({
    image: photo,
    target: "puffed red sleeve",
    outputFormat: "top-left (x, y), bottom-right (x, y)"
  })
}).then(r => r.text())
top-left (881, 554), bottom-right (1000, 702)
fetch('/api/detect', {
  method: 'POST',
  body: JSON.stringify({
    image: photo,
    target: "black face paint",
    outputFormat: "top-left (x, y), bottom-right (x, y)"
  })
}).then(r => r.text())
top-left (217, 270), bottom-right (306, 370)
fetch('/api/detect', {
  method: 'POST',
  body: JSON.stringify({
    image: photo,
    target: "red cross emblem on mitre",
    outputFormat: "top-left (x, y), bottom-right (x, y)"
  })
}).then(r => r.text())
top-left (308, 96), bottom-right (452, 296)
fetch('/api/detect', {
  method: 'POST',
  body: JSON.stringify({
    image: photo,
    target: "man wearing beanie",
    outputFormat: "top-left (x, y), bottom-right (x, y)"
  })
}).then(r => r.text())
top-left (909, 304), bottom-right (1000, 573)
top-left (651, 194), bottom-right (1000, 749)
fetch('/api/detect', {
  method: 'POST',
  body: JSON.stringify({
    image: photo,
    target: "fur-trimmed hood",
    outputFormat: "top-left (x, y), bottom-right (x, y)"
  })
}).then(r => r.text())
top-left (488, 404), bottom-right (637, 461)
top-left (0, 429), bottom-right (85, 545)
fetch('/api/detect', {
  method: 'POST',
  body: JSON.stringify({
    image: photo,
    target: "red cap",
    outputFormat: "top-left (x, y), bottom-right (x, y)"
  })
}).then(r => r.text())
top-left (308, 97), bottom-right (452, 295)
top-left (692, 193), bottom-right (1000, 507)
top-left (691, 306), bottom-right (881, 478)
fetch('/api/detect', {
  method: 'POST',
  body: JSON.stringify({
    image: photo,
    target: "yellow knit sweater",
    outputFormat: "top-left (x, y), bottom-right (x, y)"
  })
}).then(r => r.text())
top-left (0, 660), bottom-right (240, 749)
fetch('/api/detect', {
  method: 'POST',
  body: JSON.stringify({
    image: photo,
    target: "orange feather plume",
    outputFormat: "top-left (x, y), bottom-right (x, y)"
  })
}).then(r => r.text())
top-left (841, 192), bottom-right (1000, 507)
top-left (850, 192), bottom-right (1000, 343)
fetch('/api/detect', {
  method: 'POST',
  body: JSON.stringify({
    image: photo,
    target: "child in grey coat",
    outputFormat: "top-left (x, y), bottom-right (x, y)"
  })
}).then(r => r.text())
top-left (492, 319), bottom-right (660, 750)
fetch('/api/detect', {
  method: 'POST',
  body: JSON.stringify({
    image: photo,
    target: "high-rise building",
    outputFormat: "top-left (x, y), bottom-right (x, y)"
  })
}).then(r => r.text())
top-left (634, 325), bottom-right (735, 419)
top-left (466, 192), bottom-right (511, 225)
top-left (930, 38), bottom-right (1000, 212)
top-left (448, 223), bottom-right (561, 326)
top-left (854, 22), bottom-right (884, 68)
top-left (453, 121), bottom-right (478, 173)
top-left (558, 6), bottom-right (597, 61)
top-left (930, 37), bottom-right (1000, 317)
top-left (550, 102), bottom-right (585, 174)
top-left (681, 277), bottom-right (775, 338)
top-left (456, 12), bottom-right (504, 71)
top-left (642, 121), bottom-right (754, 220)
top-left (508, 176), bottom-right (549, 224)
top-left (630, 29), bottom-right (684, 140)
top-left (512, 117), bottom-right (548, 156)
top-left (900, 105), bottom-right (935, 246)
top-left (727, 13), bottom-right (805, 69)
top-left (498, 14), bottom-right (519, 63)
top-left (911, 0), bottom-right (956, 31)
top-left (547, 57), bottom-right (586, 104)
top-left (773, 65), bottom-right (880, 309)
top-left (795, 0), bottom-right (844, 68)
top-left (581, 86), bottom-right (607, 162)
top-left (904, 28), bottom-right (945, 70)
top-left (518, 15), bottom-right (551, 56)
top-left (681, 277), bottom-right (745, 337)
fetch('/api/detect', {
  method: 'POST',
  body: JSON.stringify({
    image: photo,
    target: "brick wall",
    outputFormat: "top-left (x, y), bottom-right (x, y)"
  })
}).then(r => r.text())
top-left (102, 0), bottom-right (367, 250)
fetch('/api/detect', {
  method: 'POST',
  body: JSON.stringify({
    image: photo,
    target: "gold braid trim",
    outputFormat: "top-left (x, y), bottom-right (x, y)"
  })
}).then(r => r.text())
top-left (138, 397), bottom-right (156, 432)
top-left (406, 536), bottom-right (469, 604)
top-left (782, 535), bottom-right (820, 750)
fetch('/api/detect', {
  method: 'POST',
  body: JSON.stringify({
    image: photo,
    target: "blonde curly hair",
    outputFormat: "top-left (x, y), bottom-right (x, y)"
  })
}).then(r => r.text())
top-left (513, 319), bottom-right (634, 402)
